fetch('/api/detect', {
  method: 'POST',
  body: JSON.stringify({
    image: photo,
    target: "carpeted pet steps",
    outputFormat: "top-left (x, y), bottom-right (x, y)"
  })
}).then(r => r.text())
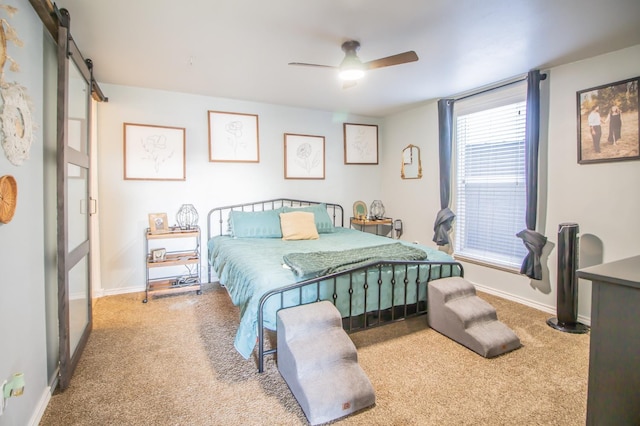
top-left (428, 277), bottom-right (521, 358)
top-left (277, 301), bottom-right (375, 425)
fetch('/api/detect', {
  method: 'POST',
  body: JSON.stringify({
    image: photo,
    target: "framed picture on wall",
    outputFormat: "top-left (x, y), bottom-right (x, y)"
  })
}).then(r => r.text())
top-left (208, 110), bottom-right (260, 162)
top-left (124, 123), bottom-right (186, 180)
top-left (284, 133), bottom-right (325, 179)
top-left (344, 123), bottom-right (378, 164)
top-left (577, 76), bottom-right (639, 164)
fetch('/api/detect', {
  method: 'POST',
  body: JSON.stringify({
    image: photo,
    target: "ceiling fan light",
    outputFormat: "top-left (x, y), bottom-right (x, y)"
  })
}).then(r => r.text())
top-left (339, 68), bottom-right (365, 81)
top-left (338, 53), bottom-right (365, 81)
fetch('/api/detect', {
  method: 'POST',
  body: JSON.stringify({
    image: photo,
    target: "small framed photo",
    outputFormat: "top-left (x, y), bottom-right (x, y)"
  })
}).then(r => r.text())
top-left (577, 76), bottom-right (639, 164)
top-left (208, 110), bottom-right (259, 162)
top-left (124, 123), bottom-right (186, 180)
top-left (344, 123), bottom-right (378, 164)
top-left (284, 133), bottom-right (325, 179)
top-left (151, 248), bottom-right (166, 262)
top-left (148, 213), bottom-right (170, 234)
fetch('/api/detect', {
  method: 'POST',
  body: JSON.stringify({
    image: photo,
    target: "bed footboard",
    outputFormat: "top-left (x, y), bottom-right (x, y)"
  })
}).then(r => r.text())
top-left (256, 259), bottom-right (463, 372)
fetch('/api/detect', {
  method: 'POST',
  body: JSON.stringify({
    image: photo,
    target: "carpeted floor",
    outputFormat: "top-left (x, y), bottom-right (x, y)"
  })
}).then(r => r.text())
top-left (40, 282), bottom-right (589, 425)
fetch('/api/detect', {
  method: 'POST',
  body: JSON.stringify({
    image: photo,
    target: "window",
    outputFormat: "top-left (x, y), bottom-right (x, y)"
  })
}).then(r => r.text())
top-left (454, 83), bottom-right (527, 270)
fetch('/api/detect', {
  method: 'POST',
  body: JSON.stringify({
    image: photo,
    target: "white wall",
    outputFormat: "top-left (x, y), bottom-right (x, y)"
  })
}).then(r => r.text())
top-left (0, 1), bottom-right (49, 425)
top-left (96, 85), bottom-right (383, 294)
top-left (382, 44), bottom-right (640, 322)
top-left (380, 100), bottom-right (440, 246)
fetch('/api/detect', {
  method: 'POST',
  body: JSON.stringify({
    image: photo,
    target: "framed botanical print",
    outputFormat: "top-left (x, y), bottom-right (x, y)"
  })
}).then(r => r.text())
top-left (208, 110), bottom-right (260, 162)
top-left (124, 123), bottom-right (186, 180)
top-left (344, 123), bottom-right (378, 164)
top-left (284, 133), bottom-right (325, 179)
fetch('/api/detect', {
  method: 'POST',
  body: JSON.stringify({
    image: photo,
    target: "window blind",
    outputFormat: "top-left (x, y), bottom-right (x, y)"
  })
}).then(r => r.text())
top-left (454, 95), bottom-right (528, 269)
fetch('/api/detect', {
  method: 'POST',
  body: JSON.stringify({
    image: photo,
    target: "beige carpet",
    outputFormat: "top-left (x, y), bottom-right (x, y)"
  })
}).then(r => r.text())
top-left (40, 282), bottom-right (589, 425)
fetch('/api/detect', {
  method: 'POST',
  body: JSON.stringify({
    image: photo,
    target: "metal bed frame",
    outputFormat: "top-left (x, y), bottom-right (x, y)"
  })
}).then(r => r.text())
top-left (206, 198), bottom-right (464, 372)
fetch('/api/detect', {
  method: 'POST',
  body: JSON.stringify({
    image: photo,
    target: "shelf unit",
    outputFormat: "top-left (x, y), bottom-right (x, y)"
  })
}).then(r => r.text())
top-left (144, 226), bottom-right (202, 303)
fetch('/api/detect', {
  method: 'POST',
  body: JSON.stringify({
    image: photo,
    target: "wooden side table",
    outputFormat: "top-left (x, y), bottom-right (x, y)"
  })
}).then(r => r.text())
top-left (144, 226), bottom-right (202, 303)
top-left (350, 217), bottom-right (393, 237)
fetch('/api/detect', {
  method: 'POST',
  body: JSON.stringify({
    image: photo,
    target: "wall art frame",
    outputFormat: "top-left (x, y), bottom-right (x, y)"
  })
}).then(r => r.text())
top-left (577, 76), bottom-right (639, 164)
top-left (344, 123), bottom-right (379, 164)
top-left (208, 110), bottom-right (260, 163)
top-left (148, 212), bottom-right (169, 234)
top-left (284, 133), bottom-right (325, 179)
top-left (124, 123), bottom-right (186, 180)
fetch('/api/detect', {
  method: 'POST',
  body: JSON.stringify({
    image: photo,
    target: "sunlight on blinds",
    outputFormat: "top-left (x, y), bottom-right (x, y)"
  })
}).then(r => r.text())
top-left (455, 100), bottom-right (528, 269)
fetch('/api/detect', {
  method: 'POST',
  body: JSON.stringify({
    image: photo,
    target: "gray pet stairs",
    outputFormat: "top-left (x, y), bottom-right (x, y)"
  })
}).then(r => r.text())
top-left (428, 277), bottom-right (521, 358)
top-left (277, 301), bottom-right (375, 425)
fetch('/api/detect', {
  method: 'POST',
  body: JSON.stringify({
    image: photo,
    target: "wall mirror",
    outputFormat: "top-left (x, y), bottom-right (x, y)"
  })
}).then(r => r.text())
top-left (401, 144), bottom-right (422, 179)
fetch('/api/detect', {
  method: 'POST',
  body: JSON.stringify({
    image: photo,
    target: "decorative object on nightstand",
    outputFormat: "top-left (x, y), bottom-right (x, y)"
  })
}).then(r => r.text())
top-left (369, 200), bottom-right (385, 219)
top-left (176, 203), bottom-right (199, 229)
top-left (151, 248), bottom-right (166, 262)
top-left (148, 212), bottom-right (169, 234)
top-left (353, 200), bottom-right (367, 220)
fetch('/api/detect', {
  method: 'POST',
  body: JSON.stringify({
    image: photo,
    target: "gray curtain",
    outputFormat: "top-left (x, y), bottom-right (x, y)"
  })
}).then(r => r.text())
top-left (433, 98), bottom-right (455, 245)
top-left (516, 70), bottom-right (548, 280)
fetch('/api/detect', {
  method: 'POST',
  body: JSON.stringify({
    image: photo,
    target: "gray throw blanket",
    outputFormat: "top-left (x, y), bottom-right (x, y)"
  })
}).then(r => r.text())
top-left (283, 243), bottom-right (428, 280)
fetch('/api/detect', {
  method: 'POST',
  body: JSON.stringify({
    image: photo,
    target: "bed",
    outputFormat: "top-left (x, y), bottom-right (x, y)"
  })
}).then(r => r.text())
top-left (207, 199), bottom-right (463, 372)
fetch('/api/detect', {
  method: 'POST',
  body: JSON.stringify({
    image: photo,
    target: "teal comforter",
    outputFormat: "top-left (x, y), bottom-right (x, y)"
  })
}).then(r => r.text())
top-left (208, 227), bottom-right (454, 359)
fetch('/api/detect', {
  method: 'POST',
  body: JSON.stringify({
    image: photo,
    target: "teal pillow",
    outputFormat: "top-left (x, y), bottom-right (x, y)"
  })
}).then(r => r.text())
top-left (283, 204), bottom-right (335, 233)
top-left (229, 208), bottom-right (284, 238)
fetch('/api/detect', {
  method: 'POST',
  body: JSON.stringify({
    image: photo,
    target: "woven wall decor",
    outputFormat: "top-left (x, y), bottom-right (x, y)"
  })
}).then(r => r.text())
top-left (0, 5), bottom-right (35, 166)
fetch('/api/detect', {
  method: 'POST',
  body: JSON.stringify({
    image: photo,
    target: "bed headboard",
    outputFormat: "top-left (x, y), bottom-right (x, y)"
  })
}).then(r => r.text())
top-left (206, 198), bottom-right (344, 241)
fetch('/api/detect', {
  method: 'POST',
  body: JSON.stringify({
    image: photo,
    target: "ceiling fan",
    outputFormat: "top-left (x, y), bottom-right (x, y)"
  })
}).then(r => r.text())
top-left (289, 40), bottom-right (419, 87)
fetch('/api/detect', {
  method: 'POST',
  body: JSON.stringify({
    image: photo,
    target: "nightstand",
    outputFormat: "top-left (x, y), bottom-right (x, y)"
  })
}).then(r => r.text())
top-left (144, 226), bottom-right (202, 303)
top-left (350, 217), bottom-right (393, 237)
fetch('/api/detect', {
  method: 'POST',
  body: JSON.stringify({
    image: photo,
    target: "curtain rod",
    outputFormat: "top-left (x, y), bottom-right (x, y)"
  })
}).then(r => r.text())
top-left (454, 76), bottom-right (527, 102)
top-left (453, 72), bottom-right (548, 102)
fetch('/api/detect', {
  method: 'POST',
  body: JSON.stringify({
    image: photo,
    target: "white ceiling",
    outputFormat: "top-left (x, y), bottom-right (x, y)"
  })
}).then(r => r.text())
top-left (55, 0), bottom-right (640, 117)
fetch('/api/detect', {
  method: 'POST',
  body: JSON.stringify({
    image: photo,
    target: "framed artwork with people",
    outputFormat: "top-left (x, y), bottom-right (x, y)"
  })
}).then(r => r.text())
top-left (577, 76), bottom-right (639, 164)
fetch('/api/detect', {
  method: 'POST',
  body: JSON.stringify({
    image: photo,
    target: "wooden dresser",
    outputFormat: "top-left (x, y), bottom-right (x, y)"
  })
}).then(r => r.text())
top-left (577, 255), bottom-right (640, 426)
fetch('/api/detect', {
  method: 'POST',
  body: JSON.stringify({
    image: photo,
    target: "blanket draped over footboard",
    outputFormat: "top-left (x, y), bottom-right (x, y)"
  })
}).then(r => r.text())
top-left (283, 243), bottom-right (428, 280)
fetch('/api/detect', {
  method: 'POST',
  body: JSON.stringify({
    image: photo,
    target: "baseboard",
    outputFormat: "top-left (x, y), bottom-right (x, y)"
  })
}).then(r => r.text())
top-left (29, 386), bottom-right (51, 426)
top-left (473, 282), bottom-right (591, 327)
top-left (93, 280), bottom-right (593, 326)
top-left (100, 286), bottom-right (145, 297)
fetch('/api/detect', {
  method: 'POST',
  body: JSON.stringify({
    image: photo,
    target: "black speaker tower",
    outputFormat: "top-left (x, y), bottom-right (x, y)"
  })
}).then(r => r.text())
top-left (547, 223), bottom-right (588, 333)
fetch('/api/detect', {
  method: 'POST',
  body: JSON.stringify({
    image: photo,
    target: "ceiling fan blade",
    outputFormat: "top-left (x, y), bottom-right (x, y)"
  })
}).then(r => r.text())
top-left (288, 62), bottom-right (336, 69)
top-left (364, 51), bottom-right (419, 70)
